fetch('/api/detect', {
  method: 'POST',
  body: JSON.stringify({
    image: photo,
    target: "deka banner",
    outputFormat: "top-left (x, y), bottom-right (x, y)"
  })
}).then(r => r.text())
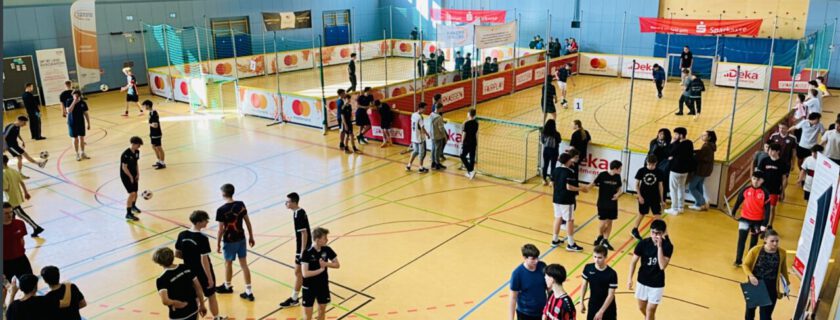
top-left (71, 0), bottom-right (100, 88)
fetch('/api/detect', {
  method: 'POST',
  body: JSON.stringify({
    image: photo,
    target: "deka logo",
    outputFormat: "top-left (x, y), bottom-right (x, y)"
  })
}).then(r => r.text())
top-left (723, 69), bottom-right (759, 80)
top-left (696, 21), bottom-right (707, 34)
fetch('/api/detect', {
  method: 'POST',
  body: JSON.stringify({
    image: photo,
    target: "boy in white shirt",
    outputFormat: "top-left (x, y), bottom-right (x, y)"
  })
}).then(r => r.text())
top-left (406, 102), bottom-right (430, 173)
top-left (798, 145), bottom-right (822, 201)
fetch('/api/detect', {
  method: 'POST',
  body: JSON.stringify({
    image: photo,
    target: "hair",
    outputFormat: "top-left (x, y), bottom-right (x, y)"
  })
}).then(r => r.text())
top-left (25, 83), bottom-right (34, 89)
top-left (220, 183), bottom-right (235, 197)
top-left (485, 56), bottom-right (491, 62)
top-left (836, 118), bottom-right (840, 126)
top-left (152, 247), bottom-right (175, 266)
top-left (811, 145), bottom-right (824, 154)
top-left (430, 53), bottom-right (436, 59)
top-left (573, 120), bottom-right (588, 139)
top-left (129, 136), bottom-right (144, 145)
top-left (705, 130), bottom-right (717, 144)
top-left (566, 148), bottom-right (580, 158)
top-left (40, 265), bottom-right (61, 286)
top-left (559, 153), bottom-right (573, 165)
top-left (768, 142), bottom-right (781, 152)
top-left (142, 100), bottom-right (153, 108)
top-left (17, 115), bottom-right (28, 122)
top-left (434, 93), bottom-right (442, 101)
top-left (751, 170), bottom-right (764, 180)
top-left (764, 229), bottom-right (779, 239)
top-left (65, 80), bottom-right (73, 87)
top-left (542, 119), bottom-right (558, 138)
top-left (350, 53), bottom-right (356, 58)
top-left (673, 127), bottom-right (687, 137)
top-left (609, 160), bottom-right (622, 170)
top-left (810, 88), bottom-right (819, 97)
top-left (544, 263), bottom-right (567, 284)
top-left (808, 112), bottom-right (822, 121)
top-left (313, 227), bottom-right (329, 240)
top-left (684, 45), bottom-right (689, 49)
top-left (18, 274), bottom-right (38, 294)
top-left (797, 93), bottom-right (806, 103)
top-left (521, 243), bottom-right (540, 258)
top-left (337, 89), bottom-right (346, 95)
top-left (3, 155), bottom-right (8, 165)
top-left (189, 210), bottom-right (209, 224)
top-left (593, 245), bottom-right (608, 257)
top-left (651, 219), bottom-right (667, 232)
top-left (287, 192), bottom-right (300, 204)
top-left (646, 154), bottom-right (658, 164)
top-left (657, 128), bottom-right (672, 142)
top-left (363, 87), bottom-right (371, 92)
top-left (817, 76), bottom-right (826, 83)
top-left (72, 89), bottom-right (82, 96)
top-left (809, 80), bottom-right (819, 87)
top-left (468, 108), bottom-right (476, 118)
top-left (3, 202), bottom-right (12, 209)
top-left (417, 102), bottom-right (427, 110)
top-left (653, 63), bottom-right (660, 69)
top-left (373, 99), bottom-right (381, 107)
top-left (682, 68), bottom-right (690, 75)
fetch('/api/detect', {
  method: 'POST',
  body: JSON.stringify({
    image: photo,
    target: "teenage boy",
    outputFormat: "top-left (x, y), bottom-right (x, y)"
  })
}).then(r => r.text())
top-left (798, 145), bottom-right (822, 200)
top-left (541, 76), bottom-right (558, 120)
top-left (821, 119), bottom-right (840, 164)
top-left (580, 246), bottom-right (618, 320)
top-left (4, 116), bottom-right (48, 178)
top-left (347, 53), bottom-right (357, 92)
top-left (67, 90), bottom-right (91, 161)
top-left (120, 136), bottom-right (143, 220)
top-left (429, 102), bottom-right (447, 170)
top-left (60, 80), bottom-right (73, 116)
top-left (552, 152), bottom-right (587, 252)
top-left (176, 210), bottom-right (224, 320)
top-left (687, 74), bottom-right (705, 117)
top-left (665, 127), bottom-right (694, 215)
top-left (3, 155), bottom-right (44, 236)
top-left (3, 202), bottom-right (33, 303)
top-left (633, 155), bottom-right (665, 240)
top-left (556, 63), bottom-right (572, 108)
top-left (543, 264), bottom-right (576, 320)
top-left (791, 112), bottom-right (826, 166)
top-left (628, 219), bottom-right (673, 320)
top-left (121, 67), bottom-right (143, 116)
top-left (652, 64), bottom-right (666, 99)
top-left (768, 123), bottom-right (797, 168)
top-left (41, 265), bottom-right (87, 320)
top-left (144, 100), bottom-right (166, 169)
top-left (340, 94), bottom-right (359, 154)
top-left (675, 69), bottom-right (692, 116)
top-left (460, 108), bottom-right (478, 179)
top-left (335, 89), bottom-right (347, 150)
top-left (214, 183), bottom-right (256, 301)
top-left (6, 274), bottom-right (51, 320)
top-left (731, 171), bottom-right (771, 266)
top-left (680, 46), bottom-right (693, 81)
top-left (407, 102), bottom-right (430, 173)
top-left (755, 142), bottom-right (789, 228)
top-left (279, 192), bottom-right (312, 308)
top-left (21, 83), bottom-right (44, 140)
top-left (588, 160), bottom-right (623, 250)
top-left (355, 88), bottom-right (373, 145)
top-left (153, 247), bottom-right (207, 320)
top-left (509, 244), bottom-right (547, 320)
top-left (300, 227), bottom-right (340, 320)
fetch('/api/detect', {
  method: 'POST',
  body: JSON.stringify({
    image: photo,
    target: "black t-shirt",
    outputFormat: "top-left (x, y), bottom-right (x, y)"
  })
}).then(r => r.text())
top-left (6, 296), bottom-right (52, 320)
top-left (680, 51), bottom-right (693, 68)
top-left (215, 201), bottom-right (248, 243)
top-left (4, 124), bottom-right (21, 146)
top-left (594, 171), bottom-right (622, 209)
top-left (155, 265), bottom-right (198, 320)
top-left (462, 119), bottom-right (479, 147)
top-left (635, 167), bottom-right (663, 202)
top-left (552, 166), bottom-right (578, 205)
top-left (149, 110), bottom-right (162, 138)
top-left (634, 237), bottom-right (674, 288)
top-left (120, 148), bottom-right (139, 177)
top-left (756, 157), bottom-right (789, 194)
top-left (22, 91), bottom-right (39, 114)
top-left (379, 106), bottom-right (392, 125)
top-left (69, 100), bottom-right (88, 126)
top-left (301, 245), bottom-right (338, 287)
top-left (582, 263), bottom-right (618, 312)
top-left (357, 94), bottom-right (372, 107)
top-left (669, 140), bottom-right (695, 173)
top-left (60, 90), bottom-right (73, 109)
top-left (541, 84), bottom-right (557, 106)
top-left (571, 130), bottom-right (591, 158)
top-left (348, 60), bottom-right (356, 77)
top-left (341, 104), bottom-right (353, 127)
top-left (175, 230), bottom-right (213, 283)
top-left (557, 68), bottom-right (570, 82)
top-left (44, 283), bottom-right (85, 320)
top-left (293, 208), bottom-right (312, 254)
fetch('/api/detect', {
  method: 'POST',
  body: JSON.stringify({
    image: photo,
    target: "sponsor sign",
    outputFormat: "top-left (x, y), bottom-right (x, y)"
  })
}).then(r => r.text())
top-left (620, 56), bottom-right (667, 80)
top-left (482, 77), bottom-right (505, 95)
top-left (639, 17), bottom-right (762, 36)
top-left (148, 71), bottom-right (172, 98)
top-left (441, 87), bottom-right (465, 106)
top-left (431, 9), bottom-right (506, 24)
top-left (714, 62), bottom-right (768, 90)
top-left (35, 48), bottom-right (70, 106)
top-left (239, 86), bottom-right (281, 120)
top-left (281, 94), bottom-right (323, 127)
top-left (70, 0), bottom-right (100, 87)
top-left (475, 22), bottom-right (517, 49)
top-left (579, 53), bottom-right (620, 76)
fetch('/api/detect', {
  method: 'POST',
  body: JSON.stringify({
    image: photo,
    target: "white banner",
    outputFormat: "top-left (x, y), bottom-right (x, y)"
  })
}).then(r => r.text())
top-left (148, 71), bottom-right (172, 98)
top-left (621, 56), bottom-right (667, 80)
top-left (794, 153), bottom-right (840, 285)
top-left (714, 62), bottom-right (769, 90)
top-left (238, 86), bottom-right (281, 120)
top-left (579, 53), bottom-right (620, 76)
top-left (35, 48), bottom-right (70, 106)
top-left (437, 23), bottom-right (474, 48)
top-left (173, 77), bottom-right (190, 102)
top-left (70, 0), bottom-right (99, 88)
top-left (556, 142), bottom-right (623, 183)
top-left (425, 121), bottom-right (464, 156)
top-left (281, 94), bottom-right (324, 127)
top-left (475, 22), bottom-right (517, 49)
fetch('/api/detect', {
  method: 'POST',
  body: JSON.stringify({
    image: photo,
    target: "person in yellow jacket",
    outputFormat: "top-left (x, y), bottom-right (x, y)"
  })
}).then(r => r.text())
top-left (741, 229), bottom-right (789, 320)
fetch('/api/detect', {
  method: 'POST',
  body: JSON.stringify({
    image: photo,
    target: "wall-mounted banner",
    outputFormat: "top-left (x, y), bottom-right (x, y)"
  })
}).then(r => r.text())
top-left (639, 18), bottom-right (762, 36)
top-left (70, 0), bottom-right (100, 88)
top-left (475, 22), bottom-right (517, 49)
top-left (431, 9), bottom-right (506, 24)
top-left (262, 10), bottom-right (311, 31)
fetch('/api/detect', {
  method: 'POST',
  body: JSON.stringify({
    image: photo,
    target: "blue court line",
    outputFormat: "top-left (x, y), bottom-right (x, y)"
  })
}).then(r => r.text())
top-left (458, 213), bottom-right (599, 320)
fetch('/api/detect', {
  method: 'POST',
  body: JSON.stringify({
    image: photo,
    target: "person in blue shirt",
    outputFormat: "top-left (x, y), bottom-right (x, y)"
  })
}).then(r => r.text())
top-left (652, 64), bottom-right (666, 99)
top-left (509, 244), bottom-right (546, 320)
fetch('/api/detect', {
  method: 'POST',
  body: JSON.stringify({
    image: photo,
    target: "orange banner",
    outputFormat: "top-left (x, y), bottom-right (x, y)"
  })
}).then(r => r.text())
top-left (71, 0), bottom-right (100, 87)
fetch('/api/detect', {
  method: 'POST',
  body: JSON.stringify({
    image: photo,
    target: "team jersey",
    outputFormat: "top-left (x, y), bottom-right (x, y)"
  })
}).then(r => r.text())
top-left (155, 265), bottom-right (198, 320)
top-left (732, 186), bottom-right (770, 222)
top-left (634, 237), bottom-right (674, 288)
top-left (542, 292), bottom-right (576, 320)
top-left (215, 201), bottom-right (248, 243)
top-left (120, 148), bottom-right (139, 177)
top-left (293, 208), bottom-right (312, 254)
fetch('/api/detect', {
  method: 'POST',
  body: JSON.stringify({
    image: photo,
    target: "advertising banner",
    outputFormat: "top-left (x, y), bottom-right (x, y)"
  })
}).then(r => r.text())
top-left (714, 62), bottom-right (769, 90)
top-left (35, 48), bottom-right (70, 106)
top-left (173, 77), bottom-right (190, 103)
top-left (475, 22), bottom-right (518, 49)
top-left (281, 94), bottom-right (324, 127)
top-left (366, 110), bottom-right (411, 145)
top-left (794, 154), bottom-right (840, 277)
top-left (579, 53), bottom-right (620, 76)
top-left (557, 142), bottom-right (624, 183)
top-left (424, 121), bottom-right (465, 156)
top-left (431, 9), bottom-right (507, 24)
top-left (386, 81), bottom-right (416, 98)
top-left (208, 58), bottom-right (236, 77)
top-left (478, 73), bottom-right (510, 100)
top-left (233, 55), bottom-right (266, 78)
top-left (482, 47), bottom-right (515, 63)
top-left (391, 40), bottom-right (417, 58)
top-left (437, 24), bottom-right (474, 48)
top-left (360, 40), bottom-right (389, 60)
top-left (273, 49), bottom-right (314, 72)
top-left (70, 0), bottom-right (100, 87)
top-left (148, 71), bottom-right (172, 98)
top-left (620, 56), bottom-right (667, 80)
top-left (639, 17), bottom-right (762, 36)
top-left (239, 86), bottom-right (281, 120)
top-left (769, 67), bottom-right (826, 93)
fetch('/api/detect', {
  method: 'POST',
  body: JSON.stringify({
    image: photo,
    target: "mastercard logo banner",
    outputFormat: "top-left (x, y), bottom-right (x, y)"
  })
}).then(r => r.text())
top-left (239, 87), bottom-right (281, 120)
top-left (148, 72), bottom-right (172, 98)
top-left (578, 53), bottom-right (620, 76)
top-left (173, 77), bottom-right (190, 103)
top-left (281, 93), bottom-right (324, 127)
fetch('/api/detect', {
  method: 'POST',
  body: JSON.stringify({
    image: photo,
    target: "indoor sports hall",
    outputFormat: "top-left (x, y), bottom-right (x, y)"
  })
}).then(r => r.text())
top-left (3, 0), bottom-right (840, 319)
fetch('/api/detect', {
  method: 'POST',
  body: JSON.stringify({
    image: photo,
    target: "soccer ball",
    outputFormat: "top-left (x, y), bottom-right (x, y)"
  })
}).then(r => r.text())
top-left (39, 151), bottom-right (49, 159)
top-left (100, 84), bottom-right (109, 92)
top-left (141, 190), bottom-right (153, 200)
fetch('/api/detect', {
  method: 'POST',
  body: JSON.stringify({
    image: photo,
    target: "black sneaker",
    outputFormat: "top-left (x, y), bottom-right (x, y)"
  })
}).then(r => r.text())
top-left (239, 292), bottom-right (255, 301)
top-left (602, 240), bottom-right (615, 251)
top-left (550, 239), bottom-right (564, 247)
top-left (125, 213), bottom-right (139, 221)
top-left (438, 164), bottom-right (447, 170)
top-left (278, 297), bottom-right (300, 308)
top-left (594, 235), bottom-right (604, 247)
top-left (216, 285), bottom-right (233, 294)
top-left (631, 228), bottom-right (642, 241)
top-left (566, 243), bottom-right (584, 252)
top-left (131, 206), bottom-right (142, 214)
top-left (674, 112), bottom-right (684, 116)
top-left (155, 164), bottom-right (166, 170)
top-left (734, 261), bottom-right (742, 267)
top-left (419, 167), bottom-right (429, 173)
top-left (31, 227), bottom-right (45, 238)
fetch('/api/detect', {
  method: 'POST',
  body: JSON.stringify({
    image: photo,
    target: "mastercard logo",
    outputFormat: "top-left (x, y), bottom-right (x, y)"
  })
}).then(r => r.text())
top-left (340, 48), bottom-right (351, 58)
top-left (215, 63), bottom-right (232, 75)
top-left (491, 50), bottom-right (502, 59)
top-left (428, 45), bottom-right (436, 53)
top-left (292, 100), bottom-right (311, 117)
top-left (391, 87), bottom-right (406, 97)
top-left (589, 58), bottom-right (608, 69)
top-left (328, 100), bottom-right (337, 111)
top-left (250, 93), bottom-right (268, 109)
top-left (284, 54), bottom-right (298, 66)
top-left (399, 43), bottom-right (411, 52)
top-left (179, 81), bottom-right (188, 95)
top-left (154, 76), bottom-right (164, 89)
top-left (380, 41), bottom-right (389, 54)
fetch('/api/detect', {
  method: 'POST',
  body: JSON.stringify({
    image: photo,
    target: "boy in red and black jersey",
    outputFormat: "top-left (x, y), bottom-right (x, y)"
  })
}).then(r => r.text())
top-left (732, 171), bottom-right (771, 266)
top-left (543, 263), bottom-right (576, 320)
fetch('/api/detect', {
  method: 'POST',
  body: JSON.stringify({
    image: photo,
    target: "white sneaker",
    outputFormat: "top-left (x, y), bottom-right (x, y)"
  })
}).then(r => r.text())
top-left (468, 171), bottom-right (476, 180)
top-left (81, 153), bottom-right (90, 159)
top-left (76, 154), bottom-right (82, 161)
top-left (560, 223), bottom-right (567, 231)
top-left (464, 172), bottom-right (471, 178)
top-left (664, 208), bottom-right (680, 215)
top-left (688, 205), bottom-right (703, 211)
top-left (38, 159), bottom-right (48, 168)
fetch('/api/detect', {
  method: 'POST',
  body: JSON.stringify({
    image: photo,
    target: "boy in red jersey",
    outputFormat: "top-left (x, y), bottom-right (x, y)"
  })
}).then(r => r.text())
top-left (543, 263), bottom-right (576, 320)
top-left (731, 171), bottom-right (771, 266)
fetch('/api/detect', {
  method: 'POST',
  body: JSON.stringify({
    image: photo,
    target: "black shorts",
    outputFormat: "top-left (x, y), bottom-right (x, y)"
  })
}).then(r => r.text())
top-left (598, 207), bottom-right (618, 220)
top-left (197, 273), bottom-right (216, 297)
top-left (151, 137), bottom-right (162, 147)
top-left (3, 256), bottom-right (33, 283)
top-left (6, 144), bottom-right (24, 157)
top-left (302, 283), bottom-right (331, 307)
top-left (543, 103), bottom-right (557, 114)
top-left (342, 125), bottom-right (354, 134)
top-left (121, 175), bottom-right (138, 193)
top-left (796, 146), bottom-right (811, 160)
top-left (126, 94), bottom-right (139, 102)
top-left (69, 124), bottom-right (86, 138)
top-left (380, 122), bottom-right (392, 130)
top-left (639, 200), bottom-right (662, 215)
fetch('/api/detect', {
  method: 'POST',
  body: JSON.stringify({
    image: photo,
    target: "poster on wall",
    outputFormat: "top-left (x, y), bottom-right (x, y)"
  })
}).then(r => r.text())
top-left (475, 22), bottom-right (517, 49)
top-left (35, 48), bottom-right (70, 106)
top-left (70, 0), bottom-right (99, 88)
top-left (437, 23), bottom-right (474, 48)
top-left (638, 17), bottom-right (762, 36)
top-left (263, 10), bottom-right (311, 31)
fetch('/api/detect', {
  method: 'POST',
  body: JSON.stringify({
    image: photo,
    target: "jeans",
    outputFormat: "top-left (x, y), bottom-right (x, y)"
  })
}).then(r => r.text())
top-left (678, 95), bottom-right (694, 113)
top-left (688, 175), bottom-right (707, 206)
top-left (669, 172), bottom-right (688, 210)
top-left (655, 79), bottom-right (664, 96)
top-left (460, 144), bottom-right (476, 172)
top-left (542, 147), bottom-right (558, 181)
top-left (432, 138), bottom-right (446, 165)
top-left (745, 278), bottom-right (777, 320)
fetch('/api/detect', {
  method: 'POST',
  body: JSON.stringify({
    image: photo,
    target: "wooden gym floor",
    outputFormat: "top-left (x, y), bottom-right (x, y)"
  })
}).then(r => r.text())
top-left (5, 71), bottom-right (835, 319)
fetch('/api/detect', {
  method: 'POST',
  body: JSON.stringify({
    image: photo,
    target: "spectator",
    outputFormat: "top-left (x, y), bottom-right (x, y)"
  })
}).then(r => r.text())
top-left (535, 36), bottom-right (545, 50)
top-left (567, 38), bottom-right (578, 53)
top-left (797, 145), bottom-right (823, 201)
top-left (377, 101), bottom-right (393, 148)
top-left (426, 53), bottom-right (438, 76)
top-left (570, 120), bottom-right (591, 179)
top-left (491, 58), bottom-right (499, 73)
top-left (6, 274), bottom-right (51, 320)
top-left (410, 27), bottom-right (418, 40)
top-left (436, 49), bottom-right (446, 72)
top-left (804, 88), bottom-right (822, 115)
top-left (821, 118), bottom-right (840, 164)
top-left (417, 54), bottom-right (426, 77)
top-left (429, 99), bottom-right (447, 170)
top-left (509, 244), bottom-right (546, 320)
top-left (454, 51), bottom-right (464, 72)
top-left (483, 57), bottom-right (493, 75)
top-left (742, 229), bottom-right (789, 320)
top-left (406, 102), bottom-right (430, 173)
top-left (41, 266), bottom-right (86, 320)
top-left (462, 53), bottom-right (473, 80)
top-left (816, 76), bottom-right (830, 97)
top-left (665, 127), bottom-right (694, 215)
top-left (529, 36), bottom-right (539, 49)
top-left (649, 128), bottom-right (672, 195)
top-left (675, 69), bottom-right (692, 116)
top-left (687, 74), bottom-right (706, 117)
top-left (680, 46), bottom-right (693, 80)
top-left (541, 119), bottom-right (562, 185)
top-left (808, 80), bottom-right (824, 104)
top-left (21, 83), bottom-right (44, 140)
top-left (688, 130), bottom-right (716, 211)
top-left (789, 113), bottom-right (826, 167)
top-left (460, 108), bottom-right (478, 179)
top-left (563, 38), bottom-right (572, 54)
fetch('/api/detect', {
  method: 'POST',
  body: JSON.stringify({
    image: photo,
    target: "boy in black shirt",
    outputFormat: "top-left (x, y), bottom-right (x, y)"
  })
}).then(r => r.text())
top-left (588, 160), bottom-right (623, 250)
top-left (279, 192), bottom-right (312, 308)
top-left (41, 265), bottom-right (86, 320)
top-left (176, 210), bottom-right (224, 320)
top-left (541, 76), bottom-right (558, 120)
top-left (144, 100), bottom-right (166, 169)
top-left (6, 274), bottom-right (52, 320)
top-left (153, 247), bottom-right (207, 320)
top-left (633, 155), bottom-right (665, 240)
top-left (580, 246), bottom-right (618, 320)
top-left (355, 88), bottom-right (373, 145)
top-left (665, 127), bottom-right (694, 215)
top-left (120, 136), bottom-right (143, 221)
top-left (552, 152), bottom-right (588, 252)
top-left (460, 108), bottom-right (478, 179)
top-left (21, 83), bottom-right (44, 140)
top-left (347, 53), bottom-right (357, 92)
top-left (756, 143), bottom-right (789, 228)
top-left (301, 227), bottom-right (340, 320)
top-left (59, 80), bottom-right (73, 116)
top-left (556, 63), bottom-right (572, 108)
top-left (628, 219), bottom-right (673, 320)
top-left (680, 46), bottom-right (693, 82)
top-left (67, 90), bottom-right (91, 161)
top-left (341, 94), bottom-right (359, 154)
top-left (4, 116), bottom-right (48, 179)
top-left (214, 183), bottom-right (256, 301)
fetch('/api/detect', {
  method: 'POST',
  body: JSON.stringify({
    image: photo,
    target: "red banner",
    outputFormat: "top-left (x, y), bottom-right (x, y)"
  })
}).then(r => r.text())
top-left (639, 17), bottom-right (762, 36)
top-left (769, 67), bottom-right (828, 93)
top-left (431, 9), bottom-right (506, 23)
